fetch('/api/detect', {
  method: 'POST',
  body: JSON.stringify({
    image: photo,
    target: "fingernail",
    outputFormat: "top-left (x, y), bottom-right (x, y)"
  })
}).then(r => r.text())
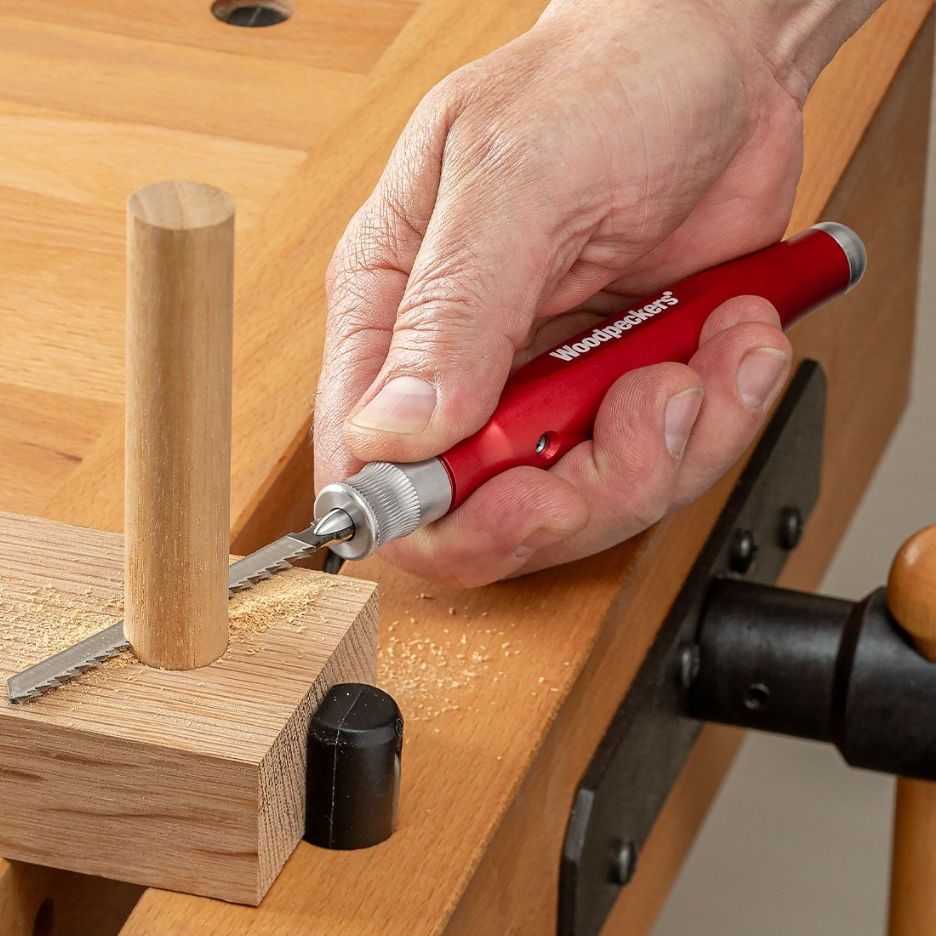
top-left (664, 388), bottom-right (704, 459)
top-left (514, 527), bottom-right (566, 560)
top-left (350, 376), bottom-right (436, 434)
top-left (736, 348), bottom-right (790, 408)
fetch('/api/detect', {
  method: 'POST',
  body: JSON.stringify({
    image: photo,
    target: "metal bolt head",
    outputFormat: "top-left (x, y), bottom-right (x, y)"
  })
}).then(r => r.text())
top-left (613, 840), bottom-right (638, 886)
top-left (729, 529), bottom-right (758, 574)
top-left (779, 506), bottom-right (804, 550)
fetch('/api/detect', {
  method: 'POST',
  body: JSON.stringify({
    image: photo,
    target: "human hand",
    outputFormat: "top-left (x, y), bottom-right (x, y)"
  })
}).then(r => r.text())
top-left (314, 0), bottom-right (868, 586)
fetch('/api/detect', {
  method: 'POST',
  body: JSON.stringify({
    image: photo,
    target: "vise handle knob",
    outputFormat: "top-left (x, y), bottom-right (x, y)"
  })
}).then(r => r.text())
top-left (888, 525), bottom-right (936, 663)
top-left (887, 525), bottom-right (936, 936)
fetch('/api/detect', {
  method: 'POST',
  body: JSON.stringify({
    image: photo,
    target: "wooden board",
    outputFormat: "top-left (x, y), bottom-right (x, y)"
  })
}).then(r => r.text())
top-left (0, 512), bottom-right (378, 905)
top-left (0, 0), bottom-right (930, 933)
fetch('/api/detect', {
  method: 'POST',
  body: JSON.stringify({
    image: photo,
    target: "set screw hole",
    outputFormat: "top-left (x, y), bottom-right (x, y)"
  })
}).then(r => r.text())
top-left (211, 1), bottom-right (291, 27)
top-left (743, 682), bottom-right (770, 711)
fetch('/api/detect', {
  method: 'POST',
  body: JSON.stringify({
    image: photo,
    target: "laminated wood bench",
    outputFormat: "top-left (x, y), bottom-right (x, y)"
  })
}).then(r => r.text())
top-left (0, 0), bottom-right (932, 933)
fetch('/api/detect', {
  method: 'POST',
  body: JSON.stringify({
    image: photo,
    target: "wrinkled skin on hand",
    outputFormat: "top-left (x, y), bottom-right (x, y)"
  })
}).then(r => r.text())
top-left (315, 0), bottom-right (807, 586)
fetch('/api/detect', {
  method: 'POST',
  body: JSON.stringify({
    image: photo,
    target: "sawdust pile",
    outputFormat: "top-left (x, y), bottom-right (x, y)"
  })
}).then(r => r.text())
top-left (0, 582), bottom-right (124, 666)
top-left (228, 568), bottom-right (326, 644)
top-left (378, 596), bottom-right (522, 721)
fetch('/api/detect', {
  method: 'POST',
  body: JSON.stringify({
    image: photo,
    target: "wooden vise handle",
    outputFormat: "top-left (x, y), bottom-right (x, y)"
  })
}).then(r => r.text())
top-left (887, 525), bottom-right (936, 935)
top-left (125, 181), bottom-right (234, 670)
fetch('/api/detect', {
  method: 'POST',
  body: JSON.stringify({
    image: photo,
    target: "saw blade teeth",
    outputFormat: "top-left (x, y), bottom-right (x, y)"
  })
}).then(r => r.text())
top-left (60, 666), bottom-right (89, 679)
top-left (10, 688), bottom-right (42, 702)
top-left (12, 643), bottom-right (134, 701)
top-left (30, 679), bottom-right (62, 694)
top-left (231, 561), bottom-right (303, 590)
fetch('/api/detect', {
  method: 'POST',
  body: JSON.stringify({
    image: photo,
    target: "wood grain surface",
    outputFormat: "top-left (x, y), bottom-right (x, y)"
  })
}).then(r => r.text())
top-left (0, 512), bottom-right (378, 904)
top-left (890, 778), bottom-right (936, 936)
top-left (0, 0), bottom-right (930, 933)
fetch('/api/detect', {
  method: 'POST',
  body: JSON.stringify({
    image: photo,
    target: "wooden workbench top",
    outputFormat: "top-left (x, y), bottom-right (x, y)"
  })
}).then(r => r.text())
top-left (0, 1), bottom-right (932, 934)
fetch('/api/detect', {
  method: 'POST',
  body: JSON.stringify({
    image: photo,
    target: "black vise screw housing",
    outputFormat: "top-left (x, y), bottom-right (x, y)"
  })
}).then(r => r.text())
top-left (690, 580), bottom-right (936, 781)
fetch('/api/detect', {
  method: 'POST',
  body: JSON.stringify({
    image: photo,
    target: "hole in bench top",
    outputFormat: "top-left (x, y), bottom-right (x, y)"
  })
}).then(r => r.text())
top-left (211, 1), bottom-right (292, 27)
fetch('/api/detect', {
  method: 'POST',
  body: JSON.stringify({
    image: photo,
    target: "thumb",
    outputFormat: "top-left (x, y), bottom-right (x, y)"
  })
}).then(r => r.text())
top-left (343, 157), bottom-right (555, 464)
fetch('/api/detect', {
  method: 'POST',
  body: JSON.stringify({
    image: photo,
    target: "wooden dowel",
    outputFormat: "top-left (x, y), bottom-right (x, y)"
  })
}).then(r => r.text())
top-left (887, 525), bottom-right (936, 935)
top-left (124, 181), bottom-right (235, 670)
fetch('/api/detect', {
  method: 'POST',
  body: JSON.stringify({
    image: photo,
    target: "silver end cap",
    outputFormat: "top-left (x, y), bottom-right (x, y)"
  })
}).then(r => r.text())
top-left (813, 222), bottom-right (867, 292)
top-left (314, 458), bottom-right (453, 561)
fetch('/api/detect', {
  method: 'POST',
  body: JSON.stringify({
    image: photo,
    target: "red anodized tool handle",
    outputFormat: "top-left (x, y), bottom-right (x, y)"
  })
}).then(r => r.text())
top-left (438, 223), bottom-right (862, 511)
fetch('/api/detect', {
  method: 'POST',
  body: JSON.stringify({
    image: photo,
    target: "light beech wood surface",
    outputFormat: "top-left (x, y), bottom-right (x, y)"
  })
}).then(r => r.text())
top-left (0, 0), bottom-right (930, 933)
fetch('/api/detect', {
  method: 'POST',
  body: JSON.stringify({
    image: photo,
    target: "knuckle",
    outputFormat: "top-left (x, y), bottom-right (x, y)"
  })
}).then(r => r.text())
top-left (449, 112), bottom-right (525, 174)
top-left (625, 484), bottom-right (671, 530)
top-left (385, 309), bottom-right (514, 388)
top-left (325, 198), bottom-right (416, 307)
top-left (728, 320), bottom-right (790, 351)
top-left (589, 459), bottom-right (670, 531)
top-left (324, 282), bottom-right (385, 346)
top-left (390, 265), bottom-right (519, 368)
top-left (595, 398), bottom-right (679, 530)
top-left (398, 272), bottom-right (486, 326)
top-left (430, 68), bottom-right (555, 189)
top-left (445, 111), bottom-right (553, 199)
top-left (427, 60), bottom-right (492, 116)
top-left (705, 296), bottom-right (781, 336)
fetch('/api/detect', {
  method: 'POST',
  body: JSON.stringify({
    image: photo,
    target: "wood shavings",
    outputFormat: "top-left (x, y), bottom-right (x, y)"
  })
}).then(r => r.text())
top-left (378, 614), bottom-right (522, 722)
top-left (227, 568), bottom-right (326, 643)
top-left (0, 581), bottom-right (124, 666)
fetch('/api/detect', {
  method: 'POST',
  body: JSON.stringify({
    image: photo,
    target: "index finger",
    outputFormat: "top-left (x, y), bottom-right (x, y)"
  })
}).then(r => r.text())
top-left (313, 95), bottom-right (450, 487)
